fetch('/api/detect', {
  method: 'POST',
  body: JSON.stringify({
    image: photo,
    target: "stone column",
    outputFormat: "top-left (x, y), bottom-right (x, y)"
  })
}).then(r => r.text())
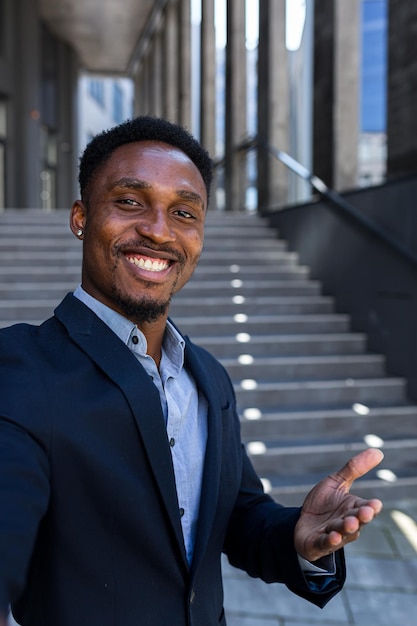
top-left (142, 53), bottom-right (153, 115)
top-left (151, 27), bottom-right (164, 117)
top-left (178, 0), bottom-right (192, 129)
top-left (163, 0), bottom-right (179, 123)
top-left (200, 0), bottom-right (216, 159)
top-left (313, 0), bottom-right (360, 191)
top-left (334, 0), bottom-right (360, 190)
top-left (225, 0), bottom-right (247, 211)
top-left (133, 60), bottom-right (146, 116)
top-left (387, 1), bottom-right (417, 177)
top-left (257, 0), bottom-right (288, 211)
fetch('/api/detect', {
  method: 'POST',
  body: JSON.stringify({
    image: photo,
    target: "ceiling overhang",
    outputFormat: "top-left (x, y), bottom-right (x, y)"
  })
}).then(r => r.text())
top-left (39, 0), bottom-right (156, 74)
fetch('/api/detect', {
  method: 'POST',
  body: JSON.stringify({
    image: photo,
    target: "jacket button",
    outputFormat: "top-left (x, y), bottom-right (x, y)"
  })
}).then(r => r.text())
top-left (190, 588), bottom-right (196, 604)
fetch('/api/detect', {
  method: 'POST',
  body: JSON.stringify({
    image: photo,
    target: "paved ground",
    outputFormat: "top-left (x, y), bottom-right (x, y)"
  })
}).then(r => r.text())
top-left (7, 499), bottom-right (417, 625)
top-left (222, 498), bottom-right (417, 626)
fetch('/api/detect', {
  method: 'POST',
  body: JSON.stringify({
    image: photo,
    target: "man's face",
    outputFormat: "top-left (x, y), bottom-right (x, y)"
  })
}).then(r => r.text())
top-left (70, 140), bottom-right (207, 326)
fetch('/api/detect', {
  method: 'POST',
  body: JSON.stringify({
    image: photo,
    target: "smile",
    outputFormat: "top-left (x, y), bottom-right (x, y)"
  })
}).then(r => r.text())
top-left (126, 255), bottom-right (171, 272)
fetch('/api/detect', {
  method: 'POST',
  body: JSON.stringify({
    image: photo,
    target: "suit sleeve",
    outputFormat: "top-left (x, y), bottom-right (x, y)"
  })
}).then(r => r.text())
top-left (220, 367), bottom-right (345, 608)
top-left (0, 333), bottom-right (51, 613)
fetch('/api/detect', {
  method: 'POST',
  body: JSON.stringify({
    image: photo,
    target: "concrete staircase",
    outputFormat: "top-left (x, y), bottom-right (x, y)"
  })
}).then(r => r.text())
top-left (0, 210), bottom-right (82, 325)
top-left (2, 209), bottom-right (417, 505)
top-left (171, 211), bottom-right (417, 505)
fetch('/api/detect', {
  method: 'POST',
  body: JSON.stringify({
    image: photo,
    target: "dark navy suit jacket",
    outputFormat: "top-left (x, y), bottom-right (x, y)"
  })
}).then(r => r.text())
top-left (0, 294), bottom-right (345, 625)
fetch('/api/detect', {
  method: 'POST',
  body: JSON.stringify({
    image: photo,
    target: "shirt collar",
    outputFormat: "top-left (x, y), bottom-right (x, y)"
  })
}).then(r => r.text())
top-left (73, 285), bottom-right (185, 369)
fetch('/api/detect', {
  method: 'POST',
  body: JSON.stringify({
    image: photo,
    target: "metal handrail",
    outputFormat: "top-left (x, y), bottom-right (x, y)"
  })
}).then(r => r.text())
top-left (233, 135), bottom-right (417, 269)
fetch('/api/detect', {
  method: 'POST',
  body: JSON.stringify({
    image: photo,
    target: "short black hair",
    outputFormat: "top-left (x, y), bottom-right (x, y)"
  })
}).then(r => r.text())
top-left (78, 116), bottom-right (213, 203)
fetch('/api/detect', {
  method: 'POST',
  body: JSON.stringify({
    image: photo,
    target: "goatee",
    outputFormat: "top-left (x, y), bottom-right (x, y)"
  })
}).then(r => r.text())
top-left (111, 289), bottom-right (171, 325)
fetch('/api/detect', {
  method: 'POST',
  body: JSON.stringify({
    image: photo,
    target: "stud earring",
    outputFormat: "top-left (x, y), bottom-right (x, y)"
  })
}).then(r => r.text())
top-left (76, 229), bottom-right (83, 237)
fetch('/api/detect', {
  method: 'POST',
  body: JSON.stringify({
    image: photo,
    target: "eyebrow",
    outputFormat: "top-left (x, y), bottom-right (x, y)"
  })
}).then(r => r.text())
top-left (176, 189), bottom-right (205, 209)
top-left (111, 177), bottom-right (205, 209)
top-left (111, 177), bottom-right (152, 191)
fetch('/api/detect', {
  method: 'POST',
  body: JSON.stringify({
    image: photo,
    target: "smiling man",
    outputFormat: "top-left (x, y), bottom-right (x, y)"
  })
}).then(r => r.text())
top-left (70, 139), bottom-right (207, 363)
top-left (0, 116), bottom-right (383, 626)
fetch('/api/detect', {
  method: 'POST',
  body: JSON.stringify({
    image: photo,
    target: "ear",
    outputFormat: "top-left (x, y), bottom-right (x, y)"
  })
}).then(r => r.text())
top-left (70, 200), bottom-right (87, 238)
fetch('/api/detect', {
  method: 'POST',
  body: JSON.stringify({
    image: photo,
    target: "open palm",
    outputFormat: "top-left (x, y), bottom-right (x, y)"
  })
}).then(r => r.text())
top-left (294, 448), bottom-right (384, 562)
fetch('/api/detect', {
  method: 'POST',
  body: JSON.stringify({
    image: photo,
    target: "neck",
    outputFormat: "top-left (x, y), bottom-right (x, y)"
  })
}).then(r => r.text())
top-left (137, 317), bottom-right (168, 368)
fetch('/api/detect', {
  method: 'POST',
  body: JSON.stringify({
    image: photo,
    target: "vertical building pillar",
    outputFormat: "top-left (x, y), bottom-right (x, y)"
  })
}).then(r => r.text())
top-left (257, 0), bottom-right (289, 211)
top-left (163, 0), bottom-right (179, 123)
top-left (178, 0), bottom-right (192, 129)
top-left (225, 0), bottom-right (247, 211)
top-left (387, 1), bottom-right (417, 177)
top-left (200, 0), bottom-right (216, 159)
top-left (13, 0), bottom-right (42, 208)
top-left (334, 0), bottom-right (360, 190)
top-left (142, 52), bottom-right (153, 115)
top-left (313, 0), bottom-right (360, 191)
top-left (133, 59), bottom-right (146, 116)
top-left (151, 27), bottom-right (164, 117)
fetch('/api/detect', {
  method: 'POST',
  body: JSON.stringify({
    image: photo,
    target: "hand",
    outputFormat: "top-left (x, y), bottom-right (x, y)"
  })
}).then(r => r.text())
top-left (294, 448), bottom-right (384, 562)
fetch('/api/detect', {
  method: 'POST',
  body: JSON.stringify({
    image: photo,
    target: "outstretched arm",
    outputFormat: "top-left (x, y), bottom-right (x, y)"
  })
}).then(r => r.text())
top-left (294, 448), bottom-right (384, 562)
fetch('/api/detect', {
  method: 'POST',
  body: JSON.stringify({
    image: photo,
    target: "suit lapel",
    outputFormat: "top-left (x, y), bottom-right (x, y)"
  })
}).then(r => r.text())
top-left (55, 295), bottom-right (188, 568)
top-left (183, 338), bottom-right (223, 570)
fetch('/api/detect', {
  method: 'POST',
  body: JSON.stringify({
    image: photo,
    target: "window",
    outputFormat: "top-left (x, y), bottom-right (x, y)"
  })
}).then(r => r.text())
top-left (113, 83), bottom-right (124, 124)
top-left (88, 79), bottom-right (105, 108)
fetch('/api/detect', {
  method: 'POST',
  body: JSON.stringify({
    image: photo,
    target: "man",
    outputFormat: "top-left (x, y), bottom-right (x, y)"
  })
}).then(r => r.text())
top-left (0, 116), bottom-right (383, 625)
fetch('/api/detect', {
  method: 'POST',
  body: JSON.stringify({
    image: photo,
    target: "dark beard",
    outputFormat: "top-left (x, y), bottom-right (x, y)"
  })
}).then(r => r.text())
top-left (111, 287), bottom-right (171, 325)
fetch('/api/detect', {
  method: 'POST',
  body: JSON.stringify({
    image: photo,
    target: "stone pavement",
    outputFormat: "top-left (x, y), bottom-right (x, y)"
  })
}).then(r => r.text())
top-left (222, 498), bottom-right (417, 626)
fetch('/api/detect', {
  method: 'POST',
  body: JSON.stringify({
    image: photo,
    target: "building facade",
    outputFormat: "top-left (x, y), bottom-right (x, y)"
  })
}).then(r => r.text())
top-left (0, 0), bottom-right (79, 210)
top-left (1, 0), bottom-right (417, 212)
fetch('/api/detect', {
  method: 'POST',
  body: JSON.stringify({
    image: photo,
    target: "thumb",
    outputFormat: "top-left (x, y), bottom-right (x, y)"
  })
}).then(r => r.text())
top-left (332, 448), bottom-right (384, 492)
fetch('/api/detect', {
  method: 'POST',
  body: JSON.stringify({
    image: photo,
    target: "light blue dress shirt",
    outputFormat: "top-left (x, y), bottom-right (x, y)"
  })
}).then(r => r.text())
top-left (73, 285), bottom-right (208, 564)
top-left (72, 286), bottom-right (334, 579)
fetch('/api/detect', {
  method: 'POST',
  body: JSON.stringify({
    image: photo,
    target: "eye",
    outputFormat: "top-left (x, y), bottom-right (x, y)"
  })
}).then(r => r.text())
top-left (174, 208), bottom-right (195, 219)
top-left (118, 198), bottom-right (142, 207)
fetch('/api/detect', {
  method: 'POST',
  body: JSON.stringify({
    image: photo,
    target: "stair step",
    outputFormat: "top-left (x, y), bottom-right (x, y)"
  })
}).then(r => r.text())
top-left (234, 377), bottom-right (407, 410)
top-left (197, 250), bottom-right (299, 265)
top-left (170, 296), bottom-right (335, 315)
top-left (181, 280), bottom-right (322, 297)
top-left (267, 474), bottom-right (417, 506)
top-left (240, 405), bottom-right (417, 440)
top-left (0, 250), bottom-right (82, 266)
top-left (193, 265), bottom-right (310, 279)
top-left (0, 301), bottom-right (58, 320)
top-left (221, 354), bottom-right (385, 381)
top-left (193, 333), bottom-right (367, 357)
top-left (175, 314), bottom-right (350, 335)
top-left (248, 438), bottom-right (417, 476)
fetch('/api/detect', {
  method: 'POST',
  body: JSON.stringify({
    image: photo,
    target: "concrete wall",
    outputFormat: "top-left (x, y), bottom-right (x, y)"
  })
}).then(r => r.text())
top-left (387, 1), bottom-right (417, 178)
top-left (266, 176), bottom-right (417, 401)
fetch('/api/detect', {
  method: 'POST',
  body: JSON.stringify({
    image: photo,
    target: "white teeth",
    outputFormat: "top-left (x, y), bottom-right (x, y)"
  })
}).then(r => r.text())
top-left (127, 256), bottom-right (169, 272)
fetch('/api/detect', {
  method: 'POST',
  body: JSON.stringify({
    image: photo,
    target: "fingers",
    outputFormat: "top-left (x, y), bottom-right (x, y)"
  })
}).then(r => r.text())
top-left (326, 502), bottom-right (382, 537)
top-left (332, 448), bottom-right (384, 490)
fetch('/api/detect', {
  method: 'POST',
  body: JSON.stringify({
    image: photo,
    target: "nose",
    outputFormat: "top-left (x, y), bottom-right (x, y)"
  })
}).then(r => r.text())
top-left (136, 207), bottom-right (175, 244)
